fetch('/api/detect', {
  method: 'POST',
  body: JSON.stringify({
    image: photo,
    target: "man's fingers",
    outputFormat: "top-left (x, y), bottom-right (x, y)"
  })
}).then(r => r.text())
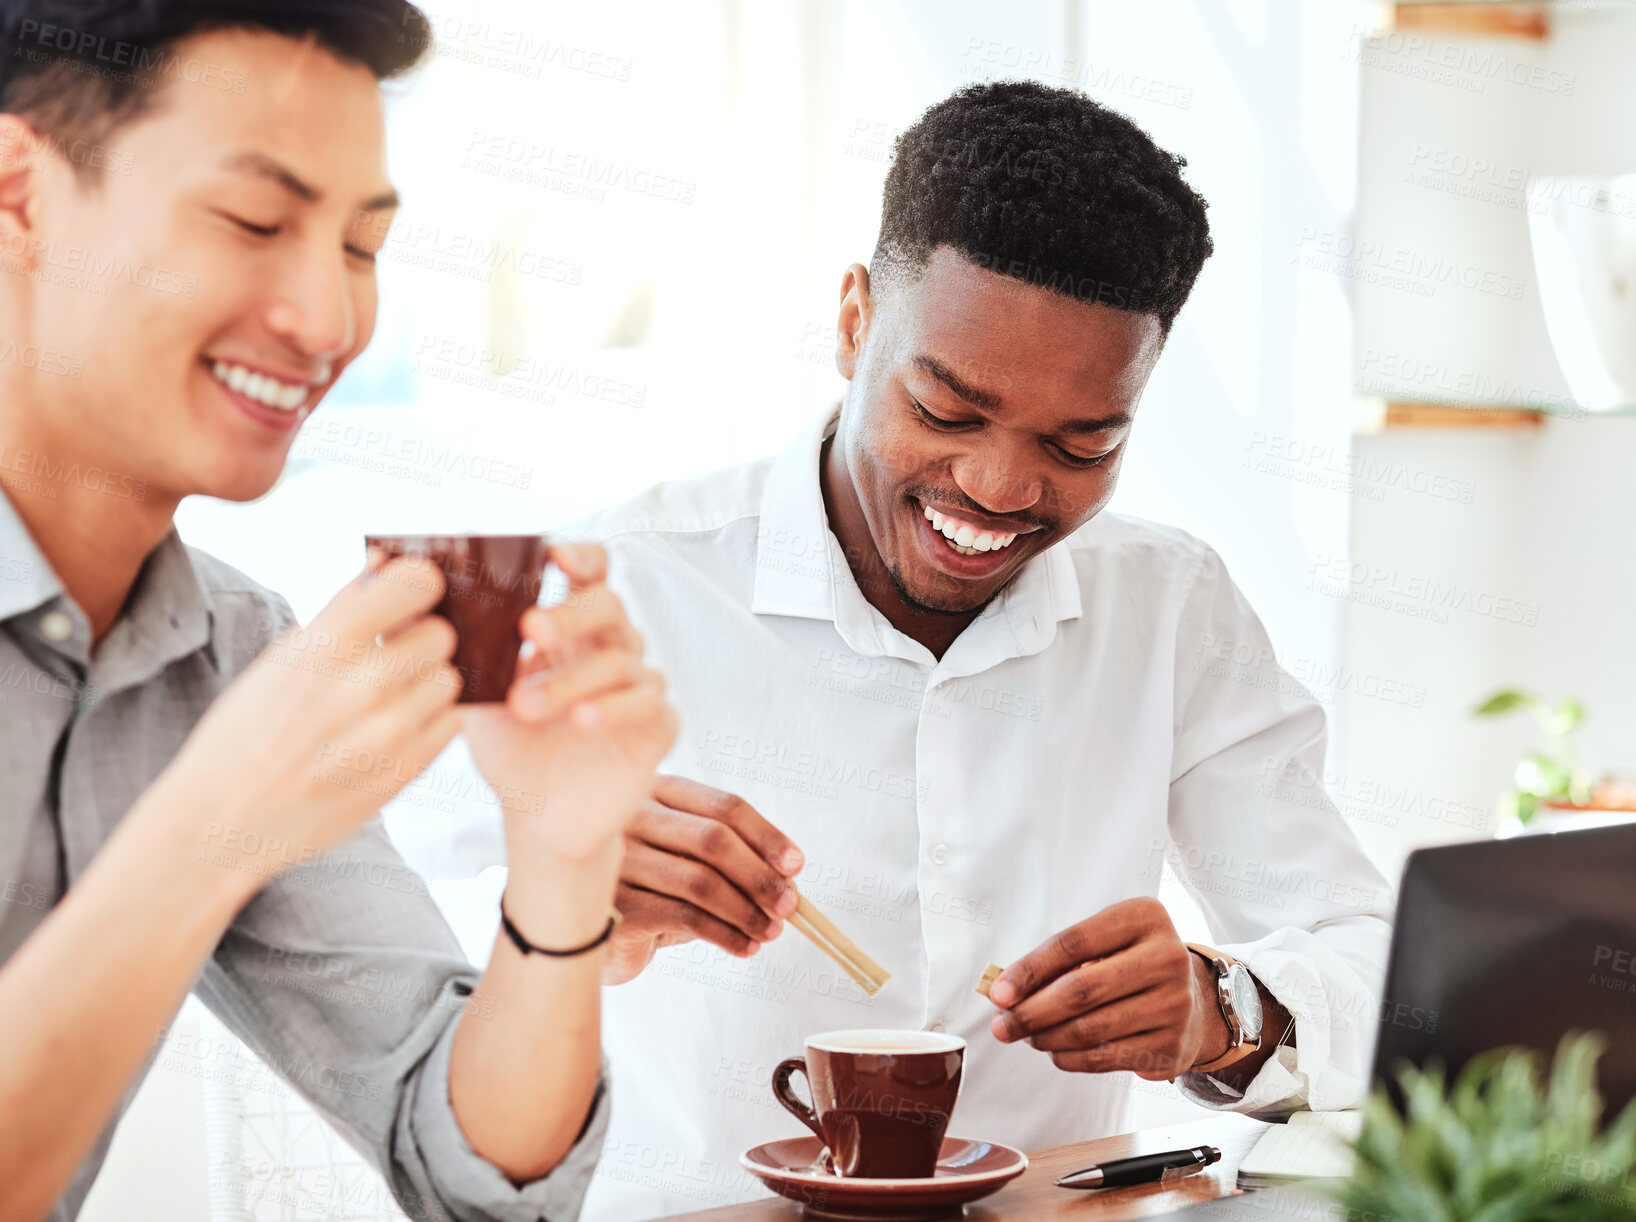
top-left (370, 615), bottom-right (458, 695)
top-left (548, 541), bottom-right (608, 586)
top-left (622, 841), bottom-right (783, 942)
top-left (615, 883), bottom-right (760, 958)
top-left (992, 942), bottom-right (1169, 1041)
top-left (629, 801), bottom-right (798, 920)
top-left (509, 647), bottom-right (642, 721)
top-left (569, 673), bottom-right (675, 739)
top-left (404, 703), bottom-right (463, 771)
top-left (522, 590), bottom-right (642, 666)
top-left (313, 555), bottom-right (446, 645)
top-left (650, 775), bottom-right (805, 877)
top-left (1047, 1036), bottom-right (1188, 1080)
top-left (1020, 991), bottom-right (1173, 1053)
top-left (989, 898), bottom-right (1163, 1009)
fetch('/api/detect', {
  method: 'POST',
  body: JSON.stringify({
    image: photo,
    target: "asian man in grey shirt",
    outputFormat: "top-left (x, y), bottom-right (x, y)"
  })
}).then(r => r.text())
top-left (0, 3), bottom-right (676, 1219)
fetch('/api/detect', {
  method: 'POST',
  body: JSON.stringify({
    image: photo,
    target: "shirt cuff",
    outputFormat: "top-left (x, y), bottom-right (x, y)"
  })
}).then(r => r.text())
top-left (400, 1002), bottom-right (610, 1222)
top-left (1177, 1043), bottom-right (1306, 1113)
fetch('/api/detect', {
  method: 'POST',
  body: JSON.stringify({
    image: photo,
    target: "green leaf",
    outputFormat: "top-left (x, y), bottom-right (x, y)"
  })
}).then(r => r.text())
top-left (1517, 753), bottom-right (1572, 800)
top-left (1334, 1035), bottom-right (1636, 1222)
top-left (1545, 698), bottom-right (1584, 737)
top-left (1475, 690), bottom-right (1539, 717)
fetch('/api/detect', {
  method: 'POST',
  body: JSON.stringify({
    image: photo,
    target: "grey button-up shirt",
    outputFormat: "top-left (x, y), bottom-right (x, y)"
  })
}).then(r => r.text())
top-left (0, 495), bottom-right (607, 1222)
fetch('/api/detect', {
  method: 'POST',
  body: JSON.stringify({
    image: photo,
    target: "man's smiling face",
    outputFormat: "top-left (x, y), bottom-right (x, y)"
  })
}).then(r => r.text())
top-left (0, 27), bottom-right (398, 505)
top-left (833, 245), bottom-right (1165, 618)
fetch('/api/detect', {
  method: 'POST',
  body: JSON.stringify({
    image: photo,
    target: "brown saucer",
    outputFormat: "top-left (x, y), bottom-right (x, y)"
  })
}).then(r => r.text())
top-left (739, 1136), bottom-right (1027, 1218)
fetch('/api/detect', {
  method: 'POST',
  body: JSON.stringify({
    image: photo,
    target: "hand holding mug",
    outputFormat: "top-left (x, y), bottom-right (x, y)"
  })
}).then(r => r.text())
top-left (154, 556), bottom-right (461, 893)
top-left (462, 542), bottom-right (678, 865)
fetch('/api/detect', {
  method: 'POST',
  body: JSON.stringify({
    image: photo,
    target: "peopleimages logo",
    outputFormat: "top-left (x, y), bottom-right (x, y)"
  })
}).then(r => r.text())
top-left (0, 233), bottom-right (199, 299)
top-left (13, 20), bottom-right (250, 93)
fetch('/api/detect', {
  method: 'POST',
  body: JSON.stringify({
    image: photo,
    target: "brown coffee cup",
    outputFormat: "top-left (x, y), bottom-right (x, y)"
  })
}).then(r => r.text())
top-left (364, 534), bottom-right (549, 704)
top-left (772, 1029), bottom-right (965, 1179)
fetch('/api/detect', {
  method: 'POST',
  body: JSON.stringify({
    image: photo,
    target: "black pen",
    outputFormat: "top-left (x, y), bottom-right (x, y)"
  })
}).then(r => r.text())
top-left (1055, 1144), bottom-right (1222, 1189)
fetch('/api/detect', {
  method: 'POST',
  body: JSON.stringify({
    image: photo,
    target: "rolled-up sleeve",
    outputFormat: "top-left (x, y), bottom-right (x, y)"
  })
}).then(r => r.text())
top-left (401, 1009), bottom-right (610, 1222)
top-left (193, 818), bottom-right (607, 1222)
top-left (1165, 547), bottom-right (1395, 1116)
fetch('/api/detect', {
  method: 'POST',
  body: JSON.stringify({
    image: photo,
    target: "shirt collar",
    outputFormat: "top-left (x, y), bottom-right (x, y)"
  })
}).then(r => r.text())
top-left (0, 490), bottom-right (64, 621)
top-left (0, 489), bottom-right (217, 678)
top-left (750, 408), bottom-right (1083, 664)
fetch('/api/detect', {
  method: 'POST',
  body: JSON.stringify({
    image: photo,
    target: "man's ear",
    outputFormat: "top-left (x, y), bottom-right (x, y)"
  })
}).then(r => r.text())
top-left (0, 116), bottom-right (45, 271)
top-left (835, 262), bottom-right (874, 382)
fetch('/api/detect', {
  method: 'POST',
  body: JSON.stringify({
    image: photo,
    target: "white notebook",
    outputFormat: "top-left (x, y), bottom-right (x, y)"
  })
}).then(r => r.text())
top-left (1236, 1111), bottom-right (1365, 1187)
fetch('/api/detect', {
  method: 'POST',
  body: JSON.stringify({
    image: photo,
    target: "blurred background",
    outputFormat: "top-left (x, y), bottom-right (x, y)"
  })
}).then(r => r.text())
top-left (94, 1), bottom-right (1636, 1217)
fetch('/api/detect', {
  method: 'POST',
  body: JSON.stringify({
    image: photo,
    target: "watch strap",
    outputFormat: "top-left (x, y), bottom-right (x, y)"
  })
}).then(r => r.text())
top-left (1185, 943), bottom-right (1262, 1074)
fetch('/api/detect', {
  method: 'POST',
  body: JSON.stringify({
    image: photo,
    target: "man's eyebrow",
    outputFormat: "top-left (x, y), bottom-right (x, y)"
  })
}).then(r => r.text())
top-left (913, 354), bottom-right (1002, 410)
top-left (220, 151), bottom-right (400, 212)
top-left (1058, 412), bottom-right (1133, 435)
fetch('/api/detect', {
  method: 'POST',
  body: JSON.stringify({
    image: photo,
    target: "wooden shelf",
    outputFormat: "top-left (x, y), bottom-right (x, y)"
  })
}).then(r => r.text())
top-left (1393, 2), bottom-right (1550, 40)
top-left (1383, 401), bottom-right (1548, 429)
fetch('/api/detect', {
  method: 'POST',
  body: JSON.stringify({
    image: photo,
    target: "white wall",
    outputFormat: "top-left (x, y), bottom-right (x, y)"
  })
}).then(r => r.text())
top-left (1341, 6), bottom-right (1636, 874)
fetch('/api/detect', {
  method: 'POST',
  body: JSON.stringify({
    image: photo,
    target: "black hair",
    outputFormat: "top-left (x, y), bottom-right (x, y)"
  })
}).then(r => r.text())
top-left (0, 0), bottom-right (431, 162)
top-left (873, 80), bottom-right (1213, 333)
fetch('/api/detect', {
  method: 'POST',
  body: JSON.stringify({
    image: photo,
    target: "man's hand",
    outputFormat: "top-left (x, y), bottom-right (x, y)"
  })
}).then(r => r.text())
top-left (158, 555), bottom-right (461, 894)
top-left (985, 898), bottom-right (1231, 1081)
top-left (462, 543), bottom-right (678, 864)
top-left (603, 776), bottom-right (805, 985)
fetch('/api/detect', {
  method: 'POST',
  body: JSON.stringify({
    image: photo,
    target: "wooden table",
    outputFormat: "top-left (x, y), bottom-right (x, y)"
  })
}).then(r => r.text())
top-left (666, 1114), bottom-right (1270, 1222)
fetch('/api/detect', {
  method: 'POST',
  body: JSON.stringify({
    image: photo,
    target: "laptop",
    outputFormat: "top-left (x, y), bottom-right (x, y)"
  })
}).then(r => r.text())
top-left (1370, 823), bottom-right (1636, 1114)
top-left (1144, 823), bottom-right (1636, 1220)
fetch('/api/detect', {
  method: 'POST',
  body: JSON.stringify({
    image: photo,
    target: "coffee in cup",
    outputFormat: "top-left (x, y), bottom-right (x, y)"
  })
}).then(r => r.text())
top-left (772, 1029), bottom-right (965, 1179)
top-left (364, 534), bottom-right (549, 704)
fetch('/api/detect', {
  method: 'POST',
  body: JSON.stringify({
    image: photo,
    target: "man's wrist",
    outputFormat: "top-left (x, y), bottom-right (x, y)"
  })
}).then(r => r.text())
top-left (501, 834), bottom-right (624, 952)
top-left (1189, 950), bottom-right (1234, 1069)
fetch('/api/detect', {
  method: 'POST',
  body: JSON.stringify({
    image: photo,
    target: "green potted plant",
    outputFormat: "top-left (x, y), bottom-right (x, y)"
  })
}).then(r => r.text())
top-left (1336, 1033), bottom-right (1636, 1221)
top-left (1473, 690), bottom-right (1634, 836)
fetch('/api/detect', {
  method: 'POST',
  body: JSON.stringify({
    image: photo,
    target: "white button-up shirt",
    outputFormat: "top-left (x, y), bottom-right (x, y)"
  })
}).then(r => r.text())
top-left (425, 409), bottom-right (1393, 1221)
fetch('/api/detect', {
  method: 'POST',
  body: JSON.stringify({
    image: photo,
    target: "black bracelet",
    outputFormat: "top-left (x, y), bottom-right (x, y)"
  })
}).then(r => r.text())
top-left (500, 893), bottom-right (622, 958)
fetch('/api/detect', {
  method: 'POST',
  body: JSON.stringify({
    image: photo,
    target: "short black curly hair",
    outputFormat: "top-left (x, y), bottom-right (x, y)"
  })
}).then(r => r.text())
top-left (873, 80), bottom-right (1212, 334)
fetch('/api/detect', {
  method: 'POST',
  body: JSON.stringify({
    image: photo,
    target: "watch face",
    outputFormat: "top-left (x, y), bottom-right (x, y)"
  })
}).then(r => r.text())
top-left (1228, 964), bottom-right (1264, 1039)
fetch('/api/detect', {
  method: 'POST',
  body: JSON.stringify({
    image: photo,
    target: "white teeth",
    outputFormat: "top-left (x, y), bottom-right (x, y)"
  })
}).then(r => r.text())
top-left (918, 500), bottom-right (1024, 556)
top-left (210, 360), bottom-right (308, 413)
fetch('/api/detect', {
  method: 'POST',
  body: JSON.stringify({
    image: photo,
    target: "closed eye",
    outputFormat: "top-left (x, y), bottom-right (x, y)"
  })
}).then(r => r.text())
top-left (1049, 441), bottom-right (1114, 469)
top-left (911, 398), bottom-right (977, 430)
top-left (220, 213), bottom-right (280, 238)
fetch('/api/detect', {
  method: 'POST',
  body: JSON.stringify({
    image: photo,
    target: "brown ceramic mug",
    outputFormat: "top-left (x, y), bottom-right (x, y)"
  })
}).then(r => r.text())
top-left (772, 1029), bottom-right (965, 1179)
top-left (364, 534), bottom-right (549, 704)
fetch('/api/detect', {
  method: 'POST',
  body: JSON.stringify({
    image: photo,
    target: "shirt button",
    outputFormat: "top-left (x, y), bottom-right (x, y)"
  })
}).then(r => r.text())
top-left (927, 1020), bottom-right (946, 1033)
top-left (931, 844), bottom-right (948, 866)
top-left (39, 611), bottom-right (72, 642)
